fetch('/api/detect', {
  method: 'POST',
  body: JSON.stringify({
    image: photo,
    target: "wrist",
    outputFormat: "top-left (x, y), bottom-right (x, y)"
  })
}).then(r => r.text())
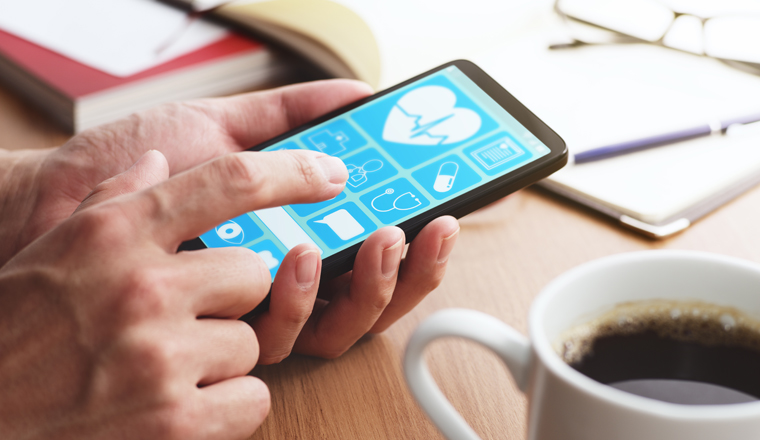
top-left (0, 148), bottom-right (52, 266)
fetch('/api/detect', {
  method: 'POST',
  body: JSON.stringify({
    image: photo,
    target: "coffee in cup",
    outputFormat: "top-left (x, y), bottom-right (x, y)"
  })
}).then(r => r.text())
top-left (558, 299), bottom-right (760, 404)
top-left (405, 251), bottom-right (760, 440)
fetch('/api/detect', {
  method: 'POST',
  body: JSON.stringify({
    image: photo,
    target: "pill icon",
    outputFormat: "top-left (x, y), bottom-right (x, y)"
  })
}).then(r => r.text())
top-left (433, 161), bottom-right (459, 193)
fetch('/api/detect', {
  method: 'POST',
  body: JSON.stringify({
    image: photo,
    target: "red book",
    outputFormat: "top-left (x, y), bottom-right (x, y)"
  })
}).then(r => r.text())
top-left (0, 28), bottom-right (286, 132)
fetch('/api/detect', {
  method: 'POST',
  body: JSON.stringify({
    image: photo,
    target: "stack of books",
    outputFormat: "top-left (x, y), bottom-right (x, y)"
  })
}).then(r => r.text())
top-left (0, 0), bottom-right (295, 132)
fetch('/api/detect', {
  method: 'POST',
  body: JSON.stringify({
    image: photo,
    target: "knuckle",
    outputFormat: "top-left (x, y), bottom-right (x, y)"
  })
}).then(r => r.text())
top-left (280, 304), bottom-right (313, 327)
top-left (291, 153), bottom-right (320, 188)
top-left (281, 309), bottom-right (312, 327)
top-left (359, 288), bottom-right (393, 314)
top-left (72, 205), bottom-right (132, 247)
top-left (404, 269), bottom-right (444, 294)
top-left (419, 272), bottom-right (445, 293)
top-left (116, 266), bottom-right (173, 319)
top-left (217, 154), bottom-right (264, 199)
top-left (124, 337), bottom-right (179, 385)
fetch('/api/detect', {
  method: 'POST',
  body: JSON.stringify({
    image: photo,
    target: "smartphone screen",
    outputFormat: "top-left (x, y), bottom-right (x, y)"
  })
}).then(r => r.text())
top-left (196, 63), bottom-right (559, 279)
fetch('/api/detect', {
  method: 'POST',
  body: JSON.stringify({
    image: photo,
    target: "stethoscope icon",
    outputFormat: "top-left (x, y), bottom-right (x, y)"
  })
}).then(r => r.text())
top-left (371, 188), bottom-right (422, 213)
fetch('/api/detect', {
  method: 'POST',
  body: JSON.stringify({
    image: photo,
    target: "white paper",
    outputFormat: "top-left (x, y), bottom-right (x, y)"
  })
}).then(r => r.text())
top-left (476, 21), bottom-right (760, 224)
top-left (0, 0), bottom-right (228, 77)
top-left (476, 28), bottom-right (760, 154)
top-left (333, 0), bottom-right (554, 88)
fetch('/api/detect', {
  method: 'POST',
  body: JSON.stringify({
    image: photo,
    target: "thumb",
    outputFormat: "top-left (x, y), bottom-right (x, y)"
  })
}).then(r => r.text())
top-left (75, 150), bottom-right (170, 213)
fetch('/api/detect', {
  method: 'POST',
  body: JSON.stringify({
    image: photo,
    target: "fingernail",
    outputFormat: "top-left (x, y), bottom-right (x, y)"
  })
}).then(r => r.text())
top-left (317, 155), bottom-right (347, 184)
top-left (437, 227), bottom-right (460, 264)
top-left (381, 238), bottom-right (404, 278)
top-left (295, 250), bottom-right (319, 288)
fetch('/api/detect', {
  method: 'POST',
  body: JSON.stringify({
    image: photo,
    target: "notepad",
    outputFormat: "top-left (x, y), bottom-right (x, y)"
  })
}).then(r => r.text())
top-left (0, 0), bottom-right (228, 77)
top-left (476, 28), bottom-right (760, 237)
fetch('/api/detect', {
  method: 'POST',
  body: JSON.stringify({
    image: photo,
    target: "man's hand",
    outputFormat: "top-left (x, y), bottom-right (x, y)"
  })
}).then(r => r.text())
top-left (0, 149), bottom-right (347, 439)
top-left (1, 80), bottom-right (460, 366)
top-left (0, 80), bottom-right (375, 265)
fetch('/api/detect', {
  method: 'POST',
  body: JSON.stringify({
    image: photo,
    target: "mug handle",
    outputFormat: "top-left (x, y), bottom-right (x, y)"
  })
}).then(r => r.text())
top-left (404, 308), bottom-right (532, 440)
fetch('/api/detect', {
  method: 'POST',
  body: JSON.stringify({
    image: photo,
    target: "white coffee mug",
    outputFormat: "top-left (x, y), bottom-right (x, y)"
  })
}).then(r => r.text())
top-left (404, 250), bottom-right (760, 440)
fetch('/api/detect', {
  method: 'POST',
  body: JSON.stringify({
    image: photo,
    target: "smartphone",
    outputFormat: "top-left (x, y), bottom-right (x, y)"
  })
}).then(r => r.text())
top-left (180, 60), bottom-right (567, 280)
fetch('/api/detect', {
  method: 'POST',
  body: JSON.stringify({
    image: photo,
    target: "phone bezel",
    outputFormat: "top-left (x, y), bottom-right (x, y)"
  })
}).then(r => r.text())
top-left (180, 60), bottom-right (568, 279)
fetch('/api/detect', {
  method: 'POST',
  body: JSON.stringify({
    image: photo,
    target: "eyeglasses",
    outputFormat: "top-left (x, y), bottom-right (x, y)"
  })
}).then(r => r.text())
top-left (553, 0), bottom-right (760, 72)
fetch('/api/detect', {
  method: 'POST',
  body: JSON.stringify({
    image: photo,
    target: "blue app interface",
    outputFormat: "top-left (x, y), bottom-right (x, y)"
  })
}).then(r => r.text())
top-left (200, 66), bottom-right (551, 279)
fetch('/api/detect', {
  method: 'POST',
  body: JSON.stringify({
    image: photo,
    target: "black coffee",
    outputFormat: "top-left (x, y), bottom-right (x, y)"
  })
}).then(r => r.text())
top-left (558, 301), bottom-right (760, 404)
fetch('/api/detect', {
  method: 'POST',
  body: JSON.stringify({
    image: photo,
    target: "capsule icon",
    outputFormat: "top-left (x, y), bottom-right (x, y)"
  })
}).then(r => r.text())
top-left (433, 161), bottom-right (459, 193)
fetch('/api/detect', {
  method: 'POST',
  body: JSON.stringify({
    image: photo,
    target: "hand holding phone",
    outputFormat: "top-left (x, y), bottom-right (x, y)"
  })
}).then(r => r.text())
top-left (183, 60), bottom-right (567, 280)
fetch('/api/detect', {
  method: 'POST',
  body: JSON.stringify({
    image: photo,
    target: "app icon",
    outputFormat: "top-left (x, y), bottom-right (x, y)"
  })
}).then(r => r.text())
top-left (301, 119), bottom-right (366, 157)
top-left (315, 209), bottom-right (364, 240)
top-left (289, 191), bottom-right (347, 217)
top-left (249, 240), bottom-right (285, 279)
top-left (352, 74), bottom-right (497, 168)
top-left (343, 148), bottom-right (398, 193)
top-left (412, 155), bottom-right (481, 200)
top-left (307, 202), bottom-right (376, 249)
top-left (360, 178), bottom-right (429, 224)
top-left (383, 85), bottom-right (481, 146)
top-left (464, 132), bottom-right (533, 175)
top-left (434, 162), bottom-right (459, 193)
top-left (217, 220), bottom-right (245, 244)
top-left (200, 214), bottom-right (263, 248)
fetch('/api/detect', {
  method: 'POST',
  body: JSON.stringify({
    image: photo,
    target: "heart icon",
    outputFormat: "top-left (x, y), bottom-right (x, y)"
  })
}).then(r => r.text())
top-left (382, 85), bottom-right (481, 146)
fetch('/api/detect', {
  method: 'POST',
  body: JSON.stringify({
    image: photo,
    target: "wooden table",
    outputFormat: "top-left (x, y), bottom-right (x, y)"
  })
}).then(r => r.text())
top-left (4, 82), bottom-right (760, 440)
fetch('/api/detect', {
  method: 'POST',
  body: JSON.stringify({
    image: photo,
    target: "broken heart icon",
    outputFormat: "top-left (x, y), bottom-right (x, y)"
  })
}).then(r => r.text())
top-left (382, 86), bottom-right (481, 146)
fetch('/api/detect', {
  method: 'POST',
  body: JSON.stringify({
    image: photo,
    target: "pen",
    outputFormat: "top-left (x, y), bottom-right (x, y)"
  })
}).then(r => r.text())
top-left (574, 112), bottom-right (760, 164)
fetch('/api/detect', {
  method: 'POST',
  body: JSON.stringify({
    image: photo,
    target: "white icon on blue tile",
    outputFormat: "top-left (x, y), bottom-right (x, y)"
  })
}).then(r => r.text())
top-left (433, 162), bottom-right (459, 193)
top-left (360, 178), bottom-right (429, 224)
top-left (307, 202), bottom-right (376, 249)
top-left (351, 74), bottom-right (497, 168)
top-left (464, 133), bottom-right (532, 175)
top-left (315, 209), bottom-right (364, 241)
top-left (302, 119), bottom-right (366, 157)
top-left (411, 155), bottom-right (481, 200)
top-left (200, 214), bottom-right (263, 248)
top-left (216, 220), bottom-right (245, 244)
top-left (343, 148), bottom-right (398, 193)
top-left (382, 85), bottom-right (481, 146)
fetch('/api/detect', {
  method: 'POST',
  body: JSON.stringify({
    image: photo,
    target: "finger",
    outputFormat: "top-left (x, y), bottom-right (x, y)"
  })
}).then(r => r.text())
top-left (293, 227), bottom-right (404, 358)
top-left (174, 247), bottom-right (272, 319)
top-left (194, 376), bottom-right (270, 440)
top-left (190, 319), bottom-right (259, 386)
top-left (246, 243), bottom-right (321, 365)
top-left (370, 216), bottom-right (460, 333)
top-left (213, 79), bottom-right (373, 148)
top-left (75, 150), bottom-right (169, 213)
top-left (123, 150), bottom-right (347, 250)
top-left (316, 270), bottom-right (352, 301)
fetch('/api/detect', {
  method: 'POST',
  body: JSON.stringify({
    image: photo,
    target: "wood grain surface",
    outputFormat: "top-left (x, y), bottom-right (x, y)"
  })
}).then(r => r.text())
top-left (4, 81), bottom-right (760, 440)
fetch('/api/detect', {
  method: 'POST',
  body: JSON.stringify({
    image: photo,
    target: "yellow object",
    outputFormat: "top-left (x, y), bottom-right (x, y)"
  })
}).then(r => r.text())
top-left (218, 0), bottom-right (381, 88)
